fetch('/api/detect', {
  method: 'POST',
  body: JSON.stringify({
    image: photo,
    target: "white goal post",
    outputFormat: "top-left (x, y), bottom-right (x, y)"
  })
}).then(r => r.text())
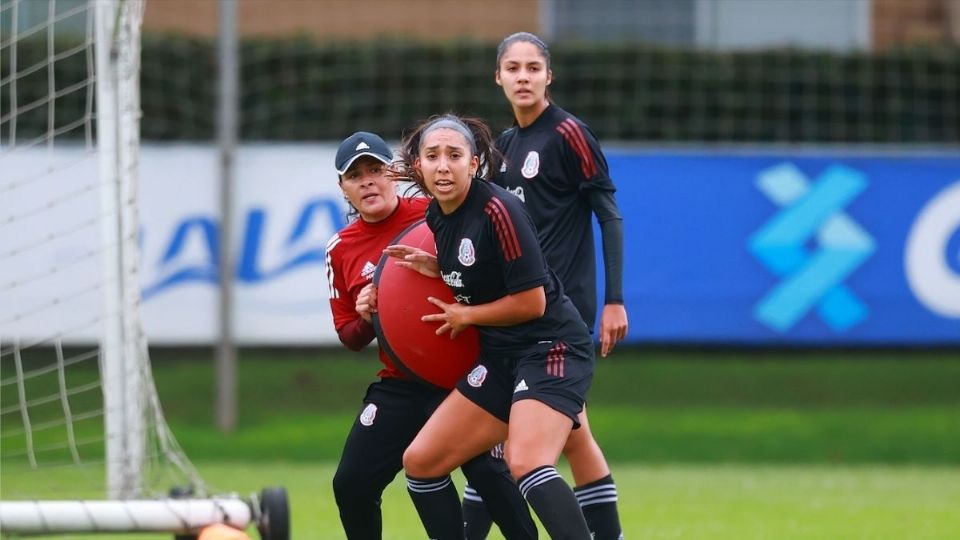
top-left (0, 0), bottom-right (287, 536)
top-left (96, 0), bottom-right (148, 501)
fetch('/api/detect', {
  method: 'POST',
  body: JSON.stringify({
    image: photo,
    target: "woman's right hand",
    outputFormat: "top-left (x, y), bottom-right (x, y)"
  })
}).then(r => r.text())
top-left (355, 283), bottom-right (378, 322)
top-left (383, 244), bottom-right (440, 278)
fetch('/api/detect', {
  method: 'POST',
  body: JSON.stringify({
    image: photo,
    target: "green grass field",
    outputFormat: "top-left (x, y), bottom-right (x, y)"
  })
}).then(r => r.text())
top-left (200, 461), bottom-right (960, 540)
top-left (2, 348), bottom-right (959, 538)
top-left (4, 462), bottom-right (959, 539)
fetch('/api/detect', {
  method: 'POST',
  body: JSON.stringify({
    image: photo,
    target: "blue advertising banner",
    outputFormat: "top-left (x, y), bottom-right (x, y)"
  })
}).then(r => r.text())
top-left (605, 151), bottom-right (960, 345)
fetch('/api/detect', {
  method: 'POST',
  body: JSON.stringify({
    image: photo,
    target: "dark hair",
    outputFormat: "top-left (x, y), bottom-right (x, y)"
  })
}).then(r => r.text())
top-left (495, 32), bottom-right (551, 70)
top-left (397, 114), bottom-right (502, 193)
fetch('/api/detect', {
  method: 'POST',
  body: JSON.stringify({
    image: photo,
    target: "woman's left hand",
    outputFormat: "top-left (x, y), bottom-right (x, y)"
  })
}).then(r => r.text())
top-left (422, 296), bottom-right (471, 338)
top-left (599, 303), bottom-right (628, 357)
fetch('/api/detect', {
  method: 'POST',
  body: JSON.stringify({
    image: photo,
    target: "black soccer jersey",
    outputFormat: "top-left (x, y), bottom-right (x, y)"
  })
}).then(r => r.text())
top-left (494, 104), bottom-right (619, 328)
top-left (425, 179), bottom-right (589, 356)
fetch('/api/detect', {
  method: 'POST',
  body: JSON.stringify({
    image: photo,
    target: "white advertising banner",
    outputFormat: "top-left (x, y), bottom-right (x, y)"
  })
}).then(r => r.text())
top-left (141, 144), bottom-right (349, 344)
top-left (4, 144), bottom-right (356, 345)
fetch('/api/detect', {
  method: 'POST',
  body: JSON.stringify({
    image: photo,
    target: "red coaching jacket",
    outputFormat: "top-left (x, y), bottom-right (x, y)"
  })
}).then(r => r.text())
top-left (325, 197), bottom-right (430, 379)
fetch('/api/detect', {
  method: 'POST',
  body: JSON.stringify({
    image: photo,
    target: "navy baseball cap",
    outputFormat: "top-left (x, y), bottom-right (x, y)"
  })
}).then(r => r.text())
top-left (335, 131), bottom-right (393, 175)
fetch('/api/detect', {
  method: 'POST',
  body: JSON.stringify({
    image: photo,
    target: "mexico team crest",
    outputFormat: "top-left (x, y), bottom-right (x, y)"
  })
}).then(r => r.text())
top-left (521, 151), bottom-right (540, 179)
top-left (458, 238), bottom-right (476, 266)
top-left (359, 403), bottom-right (377, 426)
top-left (467, 365), bottom-right (488, 387)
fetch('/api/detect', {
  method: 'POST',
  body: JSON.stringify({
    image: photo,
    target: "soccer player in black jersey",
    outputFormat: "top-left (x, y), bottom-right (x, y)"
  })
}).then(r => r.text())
top-left (326, 132), bottom-right (536, 540)
top-left (463, 32), bottom-right (628, 540)
top-left (385, 114), bottom-right (594, 539)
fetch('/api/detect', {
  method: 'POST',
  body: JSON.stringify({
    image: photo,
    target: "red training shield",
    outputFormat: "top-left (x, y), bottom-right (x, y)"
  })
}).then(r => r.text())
top-left (372, 220), bottom-right (480, 389)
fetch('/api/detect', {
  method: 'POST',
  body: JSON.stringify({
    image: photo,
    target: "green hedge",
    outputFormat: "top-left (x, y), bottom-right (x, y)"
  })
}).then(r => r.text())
top-left (5, 36), bottom-right (958, 143)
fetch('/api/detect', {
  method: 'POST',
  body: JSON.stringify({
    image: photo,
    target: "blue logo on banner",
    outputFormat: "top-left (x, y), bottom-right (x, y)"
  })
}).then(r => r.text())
top-left (749, 163), bottom-right (876, 332)
top-left (141, 197), bottom-right (346, 299)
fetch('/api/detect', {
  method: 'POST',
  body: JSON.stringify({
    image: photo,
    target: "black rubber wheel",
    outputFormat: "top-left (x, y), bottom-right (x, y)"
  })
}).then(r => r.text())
top-left (257, 487), bottom-right (290, 540)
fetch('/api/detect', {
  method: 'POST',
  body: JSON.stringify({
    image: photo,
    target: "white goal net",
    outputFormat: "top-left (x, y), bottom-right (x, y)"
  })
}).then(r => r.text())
top-left (0, 0), bottom-right (245, 534)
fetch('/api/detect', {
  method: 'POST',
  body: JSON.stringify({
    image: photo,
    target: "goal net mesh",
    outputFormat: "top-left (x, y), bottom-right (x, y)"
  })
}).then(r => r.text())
top-left (0, 0), bottom-right (202, 502)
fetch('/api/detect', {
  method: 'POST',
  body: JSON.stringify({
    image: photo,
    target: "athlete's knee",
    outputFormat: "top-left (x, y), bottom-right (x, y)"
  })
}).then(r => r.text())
top-left (402, 439), bottom-right (442, 477)
top-left (504, 446), bottom-right (544, 480)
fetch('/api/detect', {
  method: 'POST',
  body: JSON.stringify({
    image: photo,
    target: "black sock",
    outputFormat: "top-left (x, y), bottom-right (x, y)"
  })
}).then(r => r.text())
top-left (461, 450), bottom-right (537, 540)
top-left (518, 466), bottom-right (591, 539)
top-left (462, 483), bottom-right (494, 540)
top-left (574, 474), bottom-right (623, 540)
top-left (406, 474), bottom-right (464, 540)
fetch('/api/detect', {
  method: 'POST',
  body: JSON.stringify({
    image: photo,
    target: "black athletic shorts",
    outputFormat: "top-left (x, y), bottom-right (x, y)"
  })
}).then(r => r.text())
top-left (455, 338), bottom-right (594, 428)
